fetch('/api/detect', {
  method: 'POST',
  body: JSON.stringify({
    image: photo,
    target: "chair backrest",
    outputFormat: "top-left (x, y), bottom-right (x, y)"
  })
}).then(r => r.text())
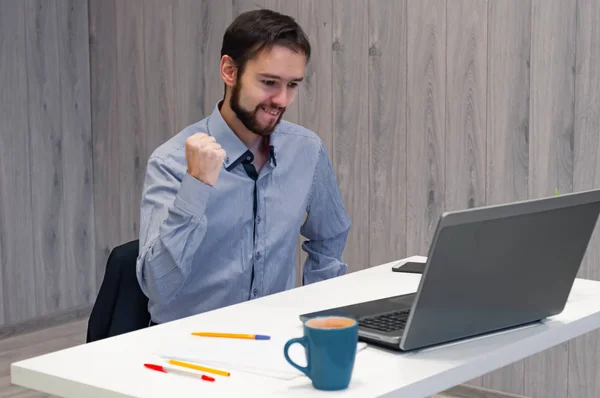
top-left (86, 240), bottom-right (150, 343)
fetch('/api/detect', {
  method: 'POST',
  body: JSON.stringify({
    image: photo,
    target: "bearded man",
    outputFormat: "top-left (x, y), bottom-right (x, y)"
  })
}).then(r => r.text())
top-left (136, 9), bottom-right (351, 325)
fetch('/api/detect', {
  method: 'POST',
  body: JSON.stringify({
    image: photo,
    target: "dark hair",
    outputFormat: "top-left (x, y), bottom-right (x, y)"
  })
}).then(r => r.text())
top-left (220, 8), bottom-right (311, 78)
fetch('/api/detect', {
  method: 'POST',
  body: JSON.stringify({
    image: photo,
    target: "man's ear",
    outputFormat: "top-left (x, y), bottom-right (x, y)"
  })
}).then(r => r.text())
top-left (220, 55), bottom-right (237, 88)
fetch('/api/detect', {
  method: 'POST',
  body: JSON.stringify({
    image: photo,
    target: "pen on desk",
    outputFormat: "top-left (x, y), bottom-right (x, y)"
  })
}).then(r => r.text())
top-left (144, 363), bottom-right (215, 382)
top-left (168, 359), bottom-right (230, 377)
top-left (191, 332), bottom-right (271, 340)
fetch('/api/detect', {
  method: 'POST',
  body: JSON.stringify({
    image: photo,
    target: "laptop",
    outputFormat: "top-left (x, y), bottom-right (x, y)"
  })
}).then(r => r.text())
top-left (299, 189), bottom-right (600, 351)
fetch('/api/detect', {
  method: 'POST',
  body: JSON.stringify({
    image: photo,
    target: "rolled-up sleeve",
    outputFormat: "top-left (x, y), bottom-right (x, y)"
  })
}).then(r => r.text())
top-left (136, 155), bottom-right (212, 305)
top-left (300, 142), bottom-right (352, 284)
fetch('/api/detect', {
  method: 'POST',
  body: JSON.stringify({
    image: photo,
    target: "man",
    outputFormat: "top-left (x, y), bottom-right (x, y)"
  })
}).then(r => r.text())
top-left (136, 9), bottom-right (351, 324)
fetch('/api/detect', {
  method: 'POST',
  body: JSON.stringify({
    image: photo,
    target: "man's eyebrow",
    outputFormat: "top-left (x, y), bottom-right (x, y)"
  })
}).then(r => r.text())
top-left (258, 73), bottom-right (304, 82)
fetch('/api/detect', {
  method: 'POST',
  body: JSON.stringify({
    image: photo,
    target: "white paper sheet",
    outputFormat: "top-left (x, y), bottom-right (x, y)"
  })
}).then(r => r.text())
top-left (153, 334), bottom-right (367, 380)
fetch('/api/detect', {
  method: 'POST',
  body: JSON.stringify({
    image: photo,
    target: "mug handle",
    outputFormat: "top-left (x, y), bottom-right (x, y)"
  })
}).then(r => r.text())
top-left (284, 337), bottom-right (310, 376)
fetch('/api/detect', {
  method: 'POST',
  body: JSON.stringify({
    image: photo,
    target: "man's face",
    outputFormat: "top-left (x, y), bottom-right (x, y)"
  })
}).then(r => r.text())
top-left (229, 45), bottom-right (306, 136)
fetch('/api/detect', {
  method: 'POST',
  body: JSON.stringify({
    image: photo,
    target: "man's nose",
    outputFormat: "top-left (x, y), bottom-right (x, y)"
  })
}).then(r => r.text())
top-left (271, 87), bottom-right (290, 107)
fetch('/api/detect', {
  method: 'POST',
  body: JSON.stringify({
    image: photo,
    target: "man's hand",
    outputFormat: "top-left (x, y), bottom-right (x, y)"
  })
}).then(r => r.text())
top-left (185, 133), bottom-right (226, 186)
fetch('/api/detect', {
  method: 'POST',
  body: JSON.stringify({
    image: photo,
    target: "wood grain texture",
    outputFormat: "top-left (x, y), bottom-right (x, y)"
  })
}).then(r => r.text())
top-left (525, 1), bottom-right (577, 397)
top-left (200, 1), bottom-right (234, 117)
top-left (368, 0), bottom-right (408, 267)
top-left (445, 0), bottom-right (487, 212)
top-left (56, 0), bottom-right (96, 308)
top-left (24, 0), bottom-right (65, 317)
top-left (0, 305), bottom-right (90, 341)
top-left (296, 0), bottom-right (333, 285)
top-left (173, 0), bottom-right (206, 131)
top-left (480, 0), bottom-right (531, 393)
top-left (569, 0), bottom-right (600, 397)
top-left (406, 0), bottom-right (446, 257)
top-left (116, 0), bottom-right (146, 242)
top-left (332, 0), bottom-right (369, 272)
top-left (0, 0), bottom-right (33, 325)
top-left (572, 0), bottom-right (600, 282)
top-left (486, 0), bottom-right (530, 207)
top-left (528, 0), bottom-right (577, 200)
top-left (173, 0), bottom-right (233, 131)
top-left (89, 0), bottom-right (121, 290)
top-left (232, 0), bottom-right (264, 16)
top-left (144, 0), bottom-right (176, 155)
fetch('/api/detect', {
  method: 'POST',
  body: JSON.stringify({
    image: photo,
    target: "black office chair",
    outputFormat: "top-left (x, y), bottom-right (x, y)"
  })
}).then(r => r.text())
top-left (86, 239), bottom-right (151, 343)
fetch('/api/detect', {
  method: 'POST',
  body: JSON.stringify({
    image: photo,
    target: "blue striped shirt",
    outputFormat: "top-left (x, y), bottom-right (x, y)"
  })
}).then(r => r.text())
top-left (136, 103), bottom-right (352, 323)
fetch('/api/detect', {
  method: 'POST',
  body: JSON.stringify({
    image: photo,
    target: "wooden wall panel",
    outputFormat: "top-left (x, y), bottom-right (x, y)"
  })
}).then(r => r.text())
top-left (569, 0), bottom-right (600, 396)
top-left (524, 1), bottom-right (577, 397)
top-left (144, 0), bottom-right (176, 154)
top-left (486, 0), bottom-right (530, 207)
top-left (201, 1), bottom-right (234, 117)
top-left (445, 0), bottom-right (487, 212)
top-left (89, 0), bottom-right (121, 289)
top-left (368, 0), bottom-right (408, 267)
top-left (56, 0), bottom-right (96, 308)
top-left (572, 0), bottom-right (600, 284)
top-left (232, 0), bottom-right (261, 16)
top-left (115, 0), bottom-right (147, 242)
top-left (173, 0), bottom-right (233, 132)
top-left (528, 0), bottom-right (577, 200)
top-left (332, 0), bottom-right (369, 272)
top-left (406, 0), bottom-right (446, 257)
top-left (172, 0), bottom-right (205, 131)
top-left (25, 0), bottom-right (65, 317)
top-left (482, 0), bottom-right (531, 394)
top-left (0, 0), bottom-right (33, 325)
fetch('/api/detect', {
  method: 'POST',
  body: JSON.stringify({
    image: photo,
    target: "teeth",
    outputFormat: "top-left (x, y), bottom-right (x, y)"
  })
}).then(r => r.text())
top-left (261, 107), bottom-right (279, 116)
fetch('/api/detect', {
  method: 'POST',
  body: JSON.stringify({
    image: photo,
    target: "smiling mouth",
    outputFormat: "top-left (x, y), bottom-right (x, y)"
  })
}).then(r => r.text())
top-left (261, 106), bottom-right (280, 116)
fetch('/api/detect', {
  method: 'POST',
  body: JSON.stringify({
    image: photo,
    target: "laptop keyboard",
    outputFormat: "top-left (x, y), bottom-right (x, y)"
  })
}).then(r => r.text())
top-left (359, 310), bottom-right (410, 332)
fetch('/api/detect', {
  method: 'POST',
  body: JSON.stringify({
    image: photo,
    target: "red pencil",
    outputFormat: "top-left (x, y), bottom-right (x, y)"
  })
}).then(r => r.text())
top-left (144, 363), bottom-right (215, 382)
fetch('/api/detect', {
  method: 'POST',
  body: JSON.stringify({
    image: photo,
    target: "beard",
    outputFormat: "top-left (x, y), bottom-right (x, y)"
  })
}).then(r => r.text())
top-left (229, 79), bottom-right (285, 137)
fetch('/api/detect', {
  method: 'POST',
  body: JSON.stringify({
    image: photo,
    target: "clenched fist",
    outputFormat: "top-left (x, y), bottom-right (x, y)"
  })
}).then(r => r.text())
top-left (185, 133), bottom-right (226, 186)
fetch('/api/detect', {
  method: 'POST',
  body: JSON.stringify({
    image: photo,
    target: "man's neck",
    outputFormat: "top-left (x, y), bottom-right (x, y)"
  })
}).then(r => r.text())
top-left (219, 100), bottom-right (264, 153)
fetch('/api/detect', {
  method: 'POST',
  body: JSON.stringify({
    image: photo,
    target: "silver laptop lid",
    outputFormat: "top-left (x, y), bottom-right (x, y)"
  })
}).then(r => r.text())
top-left (400, 189), bottom-right (600, 351)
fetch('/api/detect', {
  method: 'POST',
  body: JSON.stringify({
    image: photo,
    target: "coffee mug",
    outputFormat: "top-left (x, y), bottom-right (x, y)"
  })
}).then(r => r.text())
top-left (284, 316), bottom-right (358, 390)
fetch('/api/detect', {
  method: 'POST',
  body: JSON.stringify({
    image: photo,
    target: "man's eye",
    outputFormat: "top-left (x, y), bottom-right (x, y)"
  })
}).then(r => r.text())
top-left (262, 80), bottom-right (276, 86)
top-left (288, 82), bottom-right (298, 88)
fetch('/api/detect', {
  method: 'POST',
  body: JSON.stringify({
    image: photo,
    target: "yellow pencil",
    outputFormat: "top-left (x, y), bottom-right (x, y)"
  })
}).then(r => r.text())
top-left (168, 359), bottom-right (230, 377)
top-left (191, 332), bottom-right (270, 340)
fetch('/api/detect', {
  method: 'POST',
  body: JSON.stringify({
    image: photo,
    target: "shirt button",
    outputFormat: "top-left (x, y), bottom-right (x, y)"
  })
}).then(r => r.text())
top-left (257, 216), bottom-right (261, 224)
top-left (253, 288), bottom-right (258, 296)
top-left (255, 252), bottom-right (261, 260)
top-left (224, 156), bottom-right (230, 164)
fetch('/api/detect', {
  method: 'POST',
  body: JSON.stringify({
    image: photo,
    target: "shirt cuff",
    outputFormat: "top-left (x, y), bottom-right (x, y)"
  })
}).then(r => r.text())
top-left (173, 172), bottom-right (211, 218)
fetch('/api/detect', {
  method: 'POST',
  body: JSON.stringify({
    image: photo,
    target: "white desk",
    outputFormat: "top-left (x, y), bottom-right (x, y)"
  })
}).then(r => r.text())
top-left (11, 256), bottom-right (600, 398)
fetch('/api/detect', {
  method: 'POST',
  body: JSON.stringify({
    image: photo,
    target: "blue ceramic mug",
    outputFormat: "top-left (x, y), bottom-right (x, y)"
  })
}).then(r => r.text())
top-left (284, 316), bottom-right (358, 390)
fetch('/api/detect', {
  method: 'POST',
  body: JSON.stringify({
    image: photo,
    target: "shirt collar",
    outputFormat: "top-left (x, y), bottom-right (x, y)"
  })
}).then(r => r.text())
top-left (206, 101), bottom-right (277, 172)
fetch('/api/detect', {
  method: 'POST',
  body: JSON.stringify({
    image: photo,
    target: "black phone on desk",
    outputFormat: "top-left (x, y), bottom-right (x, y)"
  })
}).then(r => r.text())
top-left (391, 261), bottom-right (425, 274)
